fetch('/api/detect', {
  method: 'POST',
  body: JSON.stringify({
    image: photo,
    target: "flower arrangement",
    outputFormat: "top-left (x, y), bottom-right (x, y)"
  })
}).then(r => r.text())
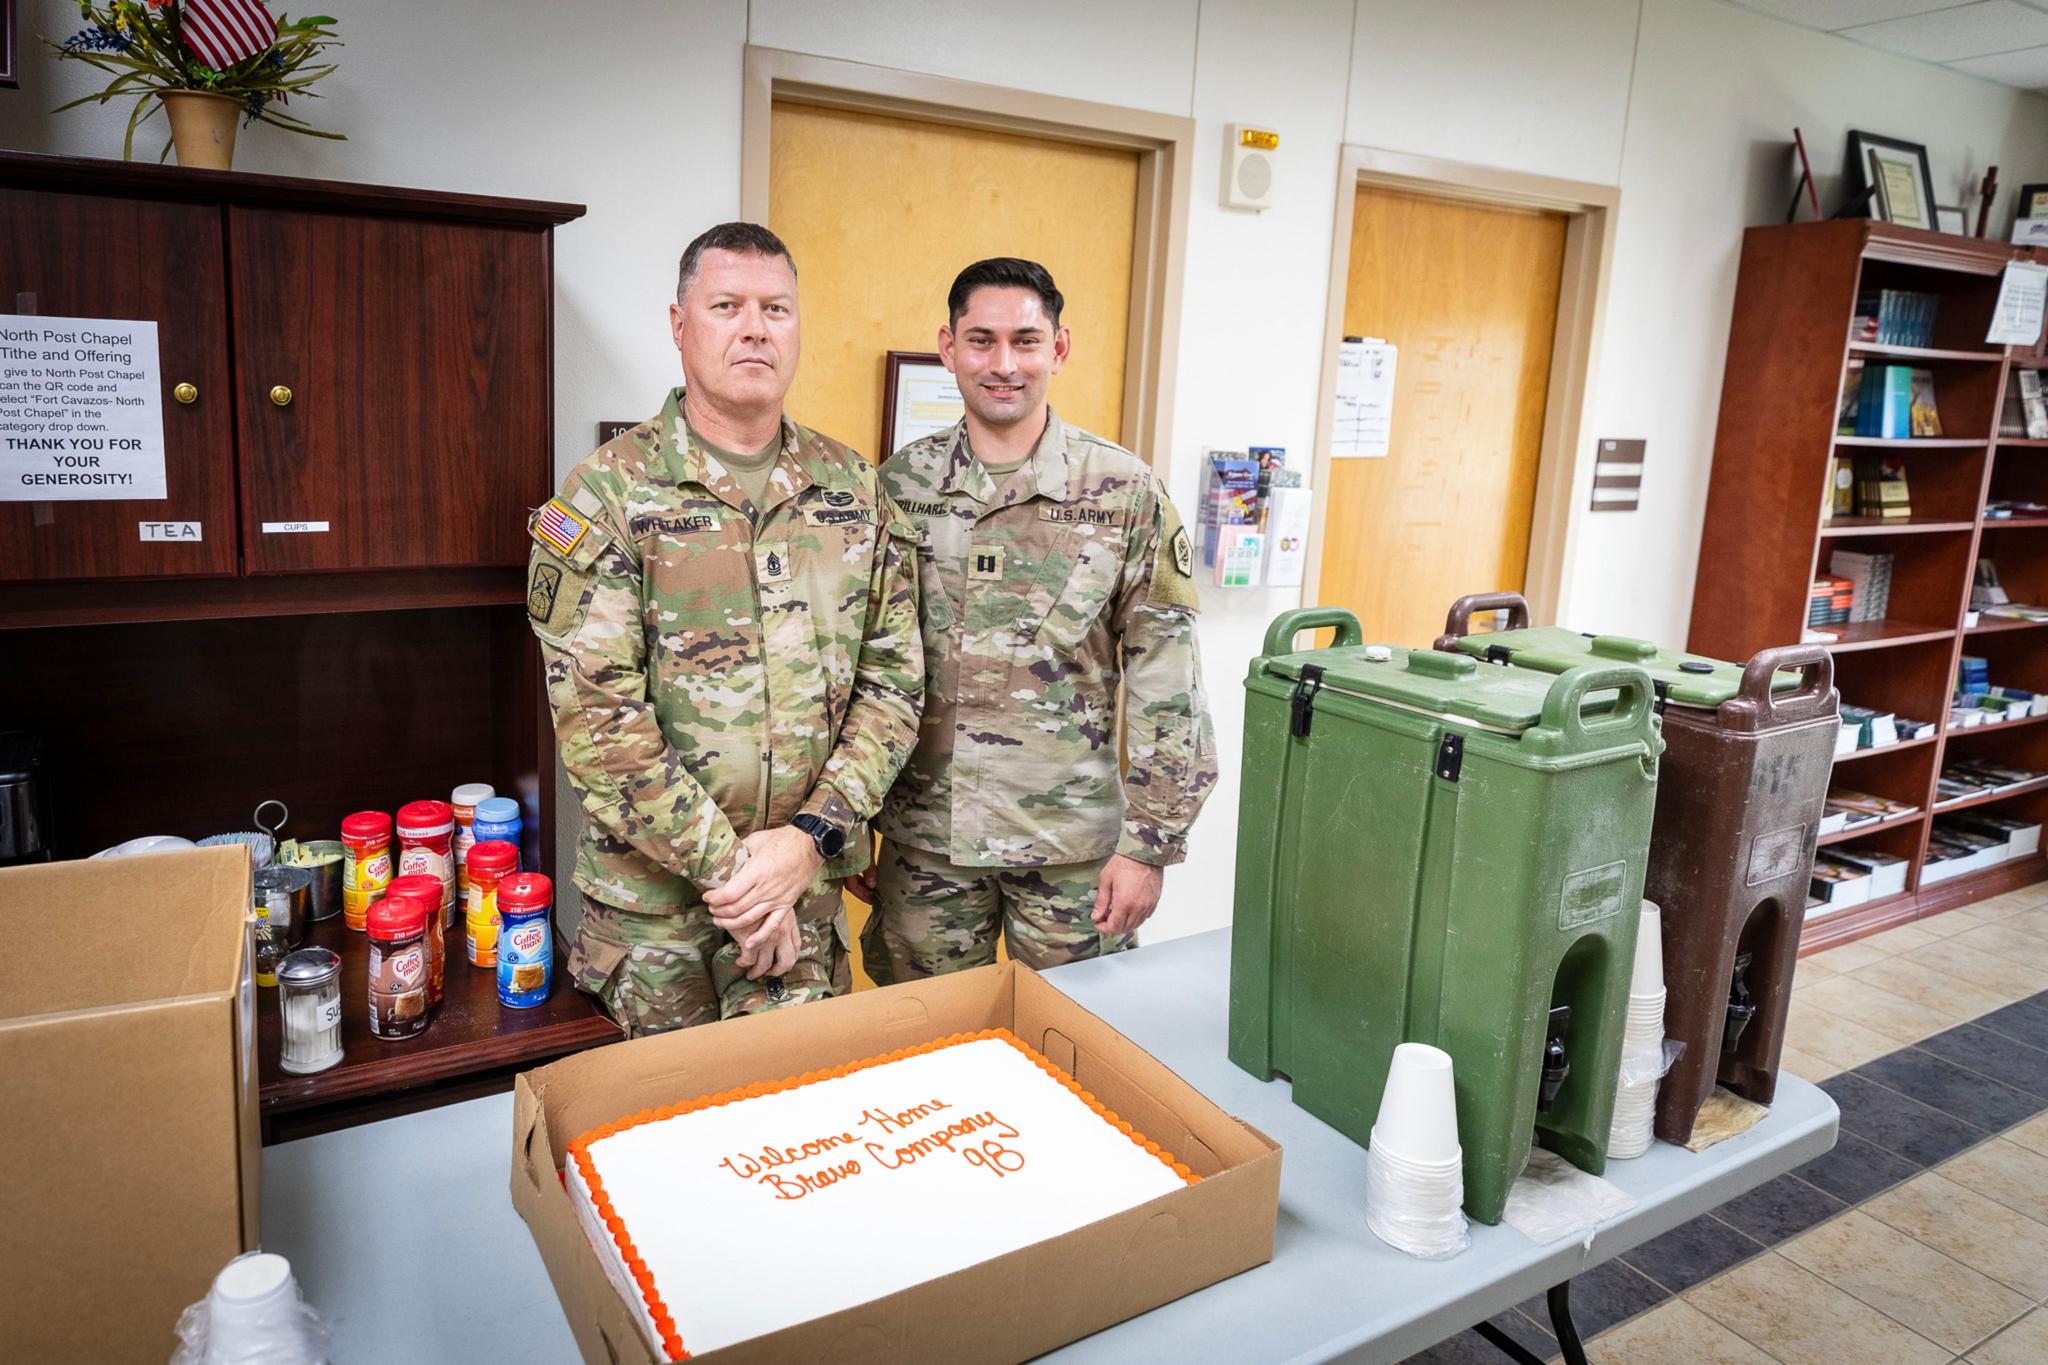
top-left (44, 2), bottom-right (344, 160)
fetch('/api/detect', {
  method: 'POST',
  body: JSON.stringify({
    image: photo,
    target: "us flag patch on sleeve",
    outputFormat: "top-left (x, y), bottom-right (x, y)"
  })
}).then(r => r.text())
top-left (533, 498), bottom-right (590, 556)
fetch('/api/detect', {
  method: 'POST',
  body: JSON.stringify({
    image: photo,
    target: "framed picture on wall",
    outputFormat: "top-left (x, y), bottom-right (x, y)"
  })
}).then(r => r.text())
top-left (881, 352), bottom-right (963, 457)
top-left (1845, 131), bottom-right (1939, 232)
top-left (2018, 183), bottom-right (2048, 224)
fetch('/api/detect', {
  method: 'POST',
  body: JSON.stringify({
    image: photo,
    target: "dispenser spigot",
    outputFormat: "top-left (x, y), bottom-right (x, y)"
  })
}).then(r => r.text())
top-left (1538, 1005), bottom-right (1573, 1113)
top-left (1723, 951), bottom-right (1758, 1054)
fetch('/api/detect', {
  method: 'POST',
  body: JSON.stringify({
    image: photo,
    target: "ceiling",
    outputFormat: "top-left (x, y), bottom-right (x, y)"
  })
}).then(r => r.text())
top-left (1728, 0), bottom-right (2048, 91)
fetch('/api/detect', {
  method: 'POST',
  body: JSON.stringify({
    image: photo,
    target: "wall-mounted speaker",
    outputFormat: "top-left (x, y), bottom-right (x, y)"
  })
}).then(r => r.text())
top-left (1223, 124), bottom-right (1278, 212)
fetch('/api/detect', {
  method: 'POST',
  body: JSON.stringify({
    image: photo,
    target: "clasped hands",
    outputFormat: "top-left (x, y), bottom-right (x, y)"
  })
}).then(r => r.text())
top-left (703, 825), bottom-right (824, 980)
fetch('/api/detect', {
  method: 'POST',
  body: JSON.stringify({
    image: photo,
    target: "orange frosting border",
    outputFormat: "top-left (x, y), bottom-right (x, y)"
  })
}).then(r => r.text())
top-left (565, 1026), bottom-right (1200, 1362)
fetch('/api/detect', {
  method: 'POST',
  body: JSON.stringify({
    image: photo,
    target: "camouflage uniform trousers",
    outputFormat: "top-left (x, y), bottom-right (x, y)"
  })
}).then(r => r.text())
top-left (862, 842), bottom-right (1134, 984)
top-left (570, 880), bottom-right (851, 1037)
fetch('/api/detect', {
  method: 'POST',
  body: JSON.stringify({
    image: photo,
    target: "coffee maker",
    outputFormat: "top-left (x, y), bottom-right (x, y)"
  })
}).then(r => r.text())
top-left (0, 732), bottom-right (52, 866)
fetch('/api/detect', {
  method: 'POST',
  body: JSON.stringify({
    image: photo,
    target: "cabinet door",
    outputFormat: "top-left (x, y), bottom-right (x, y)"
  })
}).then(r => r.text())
top-left (0, 190), bottom-right (238, 581)
top-left (229, 209), bottom-right (552, 573)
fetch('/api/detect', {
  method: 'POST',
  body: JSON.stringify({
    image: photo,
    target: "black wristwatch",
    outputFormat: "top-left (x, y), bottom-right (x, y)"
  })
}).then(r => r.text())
top-left (790, 813), bottom-right (846, 860)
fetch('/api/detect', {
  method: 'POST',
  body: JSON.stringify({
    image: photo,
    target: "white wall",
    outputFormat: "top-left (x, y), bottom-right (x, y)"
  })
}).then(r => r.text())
top-left (7, 0), bottom-right (2047, 942)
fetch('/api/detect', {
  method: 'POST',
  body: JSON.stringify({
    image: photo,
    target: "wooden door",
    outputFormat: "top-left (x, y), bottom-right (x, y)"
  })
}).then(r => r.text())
top-left (1319, 186), bottom-right (1567, 648)
top-left (770, 101), bottom-right (1139, 457)
top-left (0, 191), bottom-right (237, 581)
top-left (229, 209), bottom-right (551, 573)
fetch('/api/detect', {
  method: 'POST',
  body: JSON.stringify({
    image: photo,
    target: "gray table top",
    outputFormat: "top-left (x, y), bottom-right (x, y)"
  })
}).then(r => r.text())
top-left (263, 928), bottom-right (1838, 1364)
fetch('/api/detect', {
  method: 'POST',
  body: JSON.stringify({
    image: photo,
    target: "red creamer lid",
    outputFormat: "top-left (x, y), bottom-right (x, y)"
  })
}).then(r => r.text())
top-left (340, 810), bottom-right (392, 842)
top-left (367, 896), bottom-right (428, 940)
top-left (385, 874), bottom-right (443, 904)
top-left (467, 840), bottom-right (519, 876)
top-left (396, 799), bottom-right (454, 836)
top-left (498, 873), bottom-right (553, 914)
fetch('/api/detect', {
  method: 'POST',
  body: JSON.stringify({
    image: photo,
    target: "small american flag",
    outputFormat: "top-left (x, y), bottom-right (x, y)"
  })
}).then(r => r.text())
top-left (534, 500), bottom-right (590, 555)
top-left (178, 0), bottom-right (278, 70)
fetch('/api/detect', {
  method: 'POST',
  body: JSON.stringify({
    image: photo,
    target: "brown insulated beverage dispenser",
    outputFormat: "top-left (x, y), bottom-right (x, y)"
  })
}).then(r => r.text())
top-left (1437, 594), bottom-right (1839, 1144)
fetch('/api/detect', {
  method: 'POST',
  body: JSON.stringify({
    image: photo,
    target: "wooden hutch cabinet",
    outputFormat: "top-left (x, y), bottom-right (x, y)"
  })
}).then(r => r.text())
top-left (0, 153), bottom-right (614, 1138)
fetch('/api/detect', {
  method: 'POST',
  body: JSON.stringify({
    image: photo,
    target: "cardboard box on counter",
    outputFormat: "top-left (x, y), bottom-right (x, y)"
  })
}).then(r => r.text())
top-left (511, 960), bottom-right (1281, 1364)
top-left (1, 846), bottom-right (259, 1363)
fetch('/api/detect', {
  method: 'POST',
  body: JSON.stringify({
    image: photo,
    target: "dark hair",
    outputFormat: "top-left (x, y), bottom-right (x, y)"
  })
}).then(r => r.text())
top-left (676, 222), bottom-right (797, 301)
top-left (947, 257), bottom-right (1064, 328)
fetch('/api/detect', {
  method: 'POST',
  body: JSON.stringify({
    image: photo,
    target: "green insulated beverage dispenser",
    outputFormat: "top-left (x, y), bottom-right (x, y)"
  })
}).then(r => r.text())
top-left (1229, 608), bottom-right (1663, 1224)
top-left (1436, 592), bottom-right (1837, 1145)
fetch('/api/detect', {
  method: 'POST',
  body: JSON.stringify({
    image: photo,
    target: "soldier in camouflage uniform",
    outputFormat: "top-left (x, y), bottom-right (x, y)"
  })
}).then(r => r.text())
top-left (528, 223), bottom-right (922, 1035)
top-left (861, 257), bottom-right (1216, 980)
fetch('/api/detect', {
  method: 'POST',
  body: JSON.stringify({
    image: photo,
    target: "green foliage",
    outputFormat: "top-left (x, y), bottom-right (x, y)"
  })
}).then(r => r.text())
top-left (43, 3), bottom-right (345, 160)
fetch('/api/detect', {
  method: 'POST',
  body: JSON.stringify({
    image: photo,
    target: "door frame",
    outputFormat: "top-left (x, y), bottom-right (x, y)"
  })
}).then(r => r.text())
top-left (740, 46), bottom-right (1194, 483)
top-left (1304, 145), bottom-right (1620, 625)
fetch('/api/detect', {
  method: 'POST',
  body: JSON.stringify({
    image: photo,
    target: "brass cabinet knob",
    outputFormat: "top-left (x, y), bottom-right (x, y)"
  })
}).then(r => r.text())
top-left (269, 385), bottom-right (293, 408)
top-left (173, 382), bottom-right (198, 404)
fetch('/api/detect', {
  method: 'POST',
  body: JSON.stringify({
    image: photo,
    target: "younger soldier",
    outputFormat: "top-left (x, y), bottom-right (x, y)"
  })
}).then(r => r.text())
top-left (529, 223), bottom-right (922, 1034)
top-left (862, 258), bottom-right (1215, 979)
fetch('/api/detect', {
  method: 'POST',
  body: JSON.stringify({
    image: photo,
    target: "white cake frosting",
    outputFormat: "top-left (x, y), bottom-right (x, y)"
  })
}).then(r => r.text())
top-left (565, 1030), bottom-right (1193, 1359)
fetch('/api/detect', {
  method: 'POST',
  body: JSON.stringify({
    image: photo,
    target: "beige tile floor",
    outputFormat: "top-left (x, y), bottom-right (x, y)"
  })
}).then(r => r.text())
top-left (1566, 887), bottom-right (2048, 1364)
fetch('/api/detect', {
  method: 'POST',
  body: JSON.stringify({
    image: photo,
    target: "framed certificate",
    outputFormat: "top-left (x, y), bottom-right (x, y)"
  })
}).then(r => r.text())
top-left (881, 352), bottom-right (964, 457)
top-left (1844, 130), bottom-right (1938, 233)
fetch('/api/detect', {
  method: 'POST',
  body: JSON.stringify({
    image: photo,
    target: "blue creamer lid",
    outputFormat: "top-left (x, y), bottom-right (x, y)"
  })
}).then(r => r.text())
top-left (475, 797), bottom-right (519, 825)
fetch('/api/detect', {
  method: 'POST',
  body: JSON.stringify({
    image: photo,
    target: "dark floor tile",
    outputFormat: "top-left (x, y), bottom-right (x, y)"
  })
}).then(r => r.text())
top-left (1854, 1046), bottom-right (2046, 1132)
top-left (1713, 1172), bottom-right (1847, 1243)
top-left (1620, 1213), bottom-right (1768, 1294)
top-left (1916, 1023), bottom-right (2048, 1100)
top-left (1792, 1129), bottom-right (1924, 1203)
top-left (1970, 994), bottom-right (2048, 1050)
top-left (1403, 1310), bottom-right (1553, 1365)
top-left (1516, 1259), bottom-right (1672, 1342)
top-left (1820, 1072), bottom-right (1990, 1166)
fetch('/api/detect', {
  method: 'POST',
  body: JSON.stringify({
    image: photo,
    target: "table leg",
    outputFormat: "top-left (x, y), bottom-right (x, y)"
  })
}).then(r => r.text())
top-left (1470, 1281), bottom-right (1589, 1365)
top-left (1547, 1281), bottom-right (1589, 1365)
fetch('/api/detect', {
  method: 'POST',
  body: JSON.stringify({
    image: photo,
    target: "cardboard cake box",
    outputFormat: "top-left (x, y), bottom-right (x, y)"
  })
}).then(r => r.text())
top-left (512, 960), bottom-right (1282, 1364)
top-left (0, 846), bottom-right (259, 1363)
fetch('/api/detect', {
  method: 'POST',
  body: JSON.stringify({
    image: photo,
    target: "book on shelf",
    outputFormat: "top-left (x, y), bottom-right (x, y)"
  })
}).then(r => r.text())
top-left (1852, 456), bottom-right (1910, 519)
top-left (1852, 289), bottom-right (1939, 348)
top-left (1908, 369), bottom-right (1942, 437)
top-left (1855, 364), bottom-right (1914, 439)
top-left (1826, 454), bottom-right (1855, 517)
top-left (1829, 847), bottom-right (1909, 898)
top-left (1948, 813), bottom-right (2043, 856)
top-left (1829, 548), bottom-right (1894, 620)
top-left (2022, 371), bottom-right (2048, 440)
top-left (1958, 654), bottom-right (1991, 694)
top-left (1985, 500), bottom-right (2048, 519)
top-left (1808, 573), bottom-right (1852, 627)
top-left (2002, 383), bottom-right (2030, 438)
top-left (1809, 855), bottom-right (1872, 908)
top-left (1828, 788), bottom-right (1921, 822)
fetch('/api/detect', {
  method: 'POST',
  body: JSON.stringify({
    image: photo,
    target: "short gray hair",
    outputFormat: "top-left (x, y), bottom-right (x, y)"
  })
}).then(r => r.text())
top-left (676, 222), bottom-right (797, 302)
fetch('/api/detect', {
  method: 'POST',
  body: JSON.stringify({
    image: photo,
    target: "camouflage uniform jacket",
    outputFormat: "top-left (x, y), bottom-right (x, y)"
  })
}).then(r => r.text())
top-left (876, 409), bottom-right (1216, 868)
top-left (527, 386), bottom-right (923, 910)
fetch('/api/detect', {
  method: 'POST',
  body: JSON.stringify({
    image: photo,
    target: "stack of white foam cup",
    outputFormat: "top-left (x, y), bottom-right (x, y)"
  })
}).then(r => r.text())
top-left (1608, 900), bottom-right (1666, 1159)
top-left (191, 1253), bottom-right (326, 1364)
top-left (1365, 1042), bottom-right (1470, 1258)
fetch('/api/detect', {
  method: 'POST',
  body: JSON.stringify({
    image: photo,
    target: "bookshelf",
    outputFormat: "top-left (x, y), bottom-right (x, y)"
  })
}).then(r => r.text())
top-left (1689, 220), bottom-right (2048, 953)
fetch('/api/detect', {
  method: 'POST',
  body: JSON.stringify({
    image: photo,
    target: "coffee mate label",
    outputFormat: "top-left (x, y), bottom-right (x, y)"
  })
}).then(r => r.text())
top-left (390, 947), bottom-right (424, 989)
top-left (507, 923), bottom-right (545, 956)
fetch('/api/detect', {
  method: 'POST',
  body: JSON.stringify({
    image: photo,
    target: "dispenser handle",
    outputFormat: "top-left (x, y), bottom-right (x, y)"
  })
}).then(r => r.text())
top-left (1263, 608), bottom-right (1363, 658)
top-left (1738, 645), bottom-right (1835, 726)
top-left (1540, 664), bottom-right (1654, 742)
top-left (1436, 592), bottom-right (1532, 649)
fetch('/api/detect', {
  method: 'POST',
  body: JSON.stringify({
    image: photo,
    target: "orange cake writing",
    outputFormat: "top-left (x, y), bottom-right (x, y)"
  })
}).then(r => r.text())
top-left (564, 1028), bottom-right (1197, 1360)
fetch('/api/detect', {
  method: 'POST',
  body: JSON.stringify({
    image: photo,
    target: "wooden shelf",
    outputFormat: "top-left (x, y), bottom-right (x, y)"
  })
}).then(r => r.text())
top-left (1818, 811), bottom-right (1926, 846)
top-left (1833, 436), bottom-right (1988, 449)
top-left (1695, 221), bottom-right (2047, 936)
top-left (1832, 735), bottom-right (1940, 762)
top-left (1946, 712), bottom-right (2048, 735)
top-left (1965, 616), bottom-right (2048, 635)
top-left (1818, 620), bottom-right (1955, 651)
top-left (1848, 342), bottom-right (2005, 363)
top-left (1933, 774), bottom-right (2048, 815)
top-left (1820, 517), bottom-right (1973, 535)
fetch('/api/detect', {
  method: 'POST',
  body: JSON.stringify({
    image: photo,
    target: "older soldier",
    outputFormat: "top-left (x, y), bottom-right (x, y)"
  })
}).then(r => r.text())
top-left (528, 222), bottom-right (922, 1035)
top-left (861, 257), bottom-right (1216, 980)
